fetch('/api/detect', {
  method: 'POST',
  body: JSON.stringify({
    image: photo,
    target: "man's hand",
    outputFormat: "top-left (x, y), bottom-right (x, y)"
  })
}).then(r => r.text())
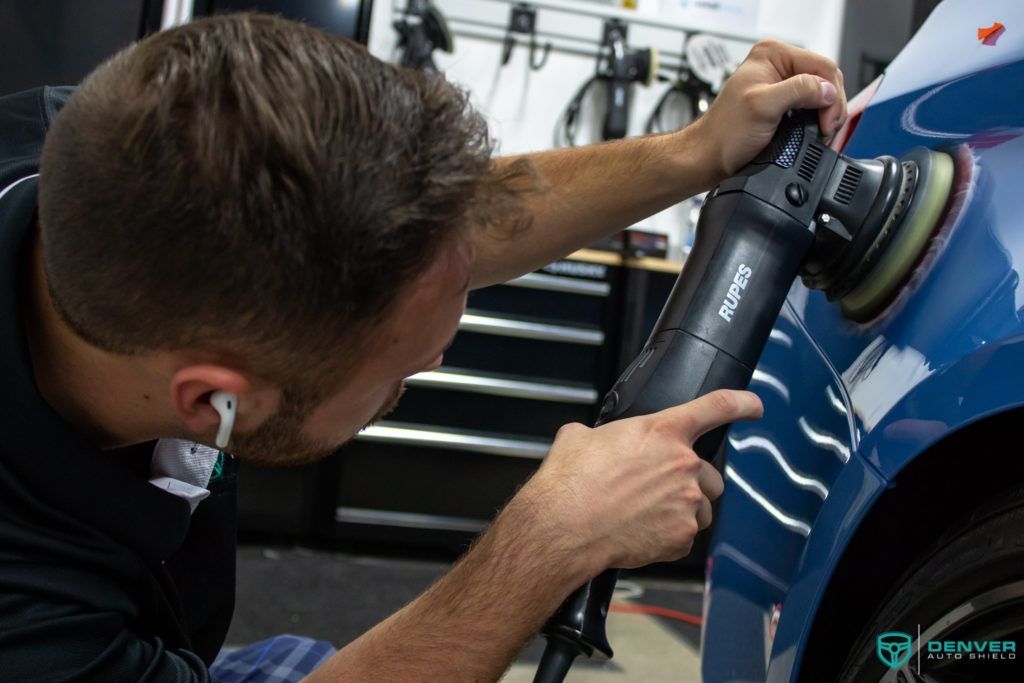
top-left (305, 390), bottom-right (762, 682)
top-left (693, 39), bottom-right (848, 179)
top-left (517, 389), bottom-right (764, 572)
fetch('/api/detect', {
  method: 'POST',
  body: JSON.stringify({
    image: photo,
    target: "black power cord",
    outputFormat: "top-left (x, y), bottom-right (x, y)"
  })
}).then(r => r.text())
top-left (644, 70), bottom-right (715, 135)
top-left (554, 73), bottom-right (602, 148)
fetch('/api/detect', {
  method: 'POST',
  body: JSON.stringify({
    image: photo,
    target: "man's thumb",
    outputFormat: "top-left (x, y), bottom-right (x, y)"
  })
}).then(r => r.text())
top-left (763, 74), bottom-right (837, 115)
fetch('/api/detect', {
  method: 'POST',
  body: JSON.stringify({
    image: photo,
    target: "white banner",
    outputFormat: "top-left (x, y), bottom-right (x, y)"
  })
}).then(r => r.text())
top-left (658, 0), bottom-right (760, 35)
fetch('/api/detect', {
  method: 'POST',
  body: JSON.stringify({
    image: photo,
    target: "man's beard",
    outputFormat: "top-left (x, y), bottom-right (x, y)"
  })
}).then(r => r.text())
top-left (226, 381), bottom-right (406, 467)
top-left (363, 381), bottom-right (406, 430)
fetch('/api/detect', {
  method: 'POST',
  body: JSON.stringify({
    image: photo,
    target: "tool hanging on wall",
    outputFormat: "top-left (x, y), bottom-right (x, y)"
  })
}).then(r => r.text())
top-left (644, 66), bottom-right (715, 134)
top-left (601, 20), bottom-right (657, 139)
top-left (393, 0), bottom-right (454, 73)
top-left (685, 33), bottom-right (736, 93)
top-left (556, 19), bottom-right (657, 146)
top-left (501, 3), bottom-right (551, 70)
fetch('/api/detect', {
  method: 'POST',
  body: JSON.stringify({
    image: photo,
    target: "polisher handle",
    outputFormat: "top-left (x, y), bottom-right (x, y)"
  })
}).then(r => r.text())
top-left (536, 111), bottom-right (830, 682)
top-left (537, 192), bottom-right (814, 664)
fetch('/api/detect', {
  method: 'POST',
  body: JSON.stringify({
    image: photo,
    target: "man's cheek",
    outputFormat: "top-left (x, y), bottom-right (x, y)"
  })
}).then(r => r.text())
top-left (303, 401), bottom-right (373, 444)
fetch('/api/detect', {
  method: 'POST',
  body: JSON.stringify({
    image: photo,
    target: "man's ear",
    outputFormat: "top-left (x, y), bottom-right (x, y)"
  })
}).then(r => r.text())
top-left (169, 365), bottom-right (277, 441)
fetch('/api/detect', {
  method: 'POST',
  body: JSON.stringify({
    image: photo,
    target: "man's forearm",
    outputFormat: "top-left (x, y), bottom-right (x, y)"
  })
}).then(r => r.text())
top-left (304, 486), bottom-right (597, 682)
top-left (470, 121), bottom-right (719, 289)
top-left (469, 37), bottom-right (848, 290)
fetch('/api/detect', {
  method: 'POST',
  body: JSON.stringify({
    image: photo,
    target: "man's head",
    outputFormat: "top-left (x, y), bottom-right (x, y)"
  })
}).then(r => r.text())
top-left (36, 13), bottom-right (531, 464)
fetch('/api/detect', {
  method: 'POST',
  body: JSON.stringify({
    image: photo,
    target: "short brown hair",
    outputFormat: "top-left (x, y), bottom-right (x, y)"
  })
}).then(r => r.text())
top-left (39, 13), bottom-right (531, 391)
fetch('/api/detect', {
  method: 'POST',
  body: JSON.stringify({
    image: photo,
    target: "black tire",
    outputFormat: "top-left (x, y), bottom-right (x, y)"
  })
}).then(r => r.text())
top-left (838, 485), bottom-right (1024, 682)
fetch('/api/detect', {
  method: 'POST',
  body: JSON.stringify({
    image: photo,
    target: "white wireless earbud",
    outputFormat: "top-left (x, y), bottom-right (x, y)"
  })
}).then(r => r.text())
top-left (210, 390), bottom-right (238, 450)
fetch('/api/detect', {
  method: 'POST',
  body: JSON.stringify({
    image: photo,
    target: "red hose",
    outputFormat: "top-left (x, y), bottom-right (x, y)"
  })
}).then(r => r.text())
top-left (609, 602), bottom-right (702, 626)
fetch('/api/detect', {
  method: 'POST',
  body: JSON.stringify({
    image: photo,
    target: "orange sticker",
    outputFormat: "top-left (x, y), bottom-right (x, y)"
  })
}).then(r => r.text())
top-left (978, 22), bottom-right (1006, 45)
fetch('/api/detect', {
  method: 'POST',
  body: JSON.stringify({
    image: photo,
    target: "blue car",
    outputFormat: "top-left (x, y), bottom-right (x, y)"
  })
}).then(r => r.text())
top-left (702, 2), bottom-right (1024, 681)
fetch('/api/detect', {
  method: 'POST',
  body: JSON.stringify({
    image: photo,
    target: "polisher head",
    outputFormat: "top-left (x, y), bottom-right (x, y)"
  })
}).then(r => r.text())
top-left (799, 144), bottom-right (956, 322)
top-left (839, 148), bottom-right (955, 321)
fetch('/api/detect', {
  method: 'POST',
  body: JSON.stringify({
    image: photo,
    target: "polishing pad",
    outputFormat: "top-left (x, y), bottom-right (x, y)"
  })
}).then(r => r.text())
top-left (426, 5), bottom-right (453, 53)
top-left (840, 148), bottom-right (954, 321)
top-left (644, 48), bottom-right (659, 87)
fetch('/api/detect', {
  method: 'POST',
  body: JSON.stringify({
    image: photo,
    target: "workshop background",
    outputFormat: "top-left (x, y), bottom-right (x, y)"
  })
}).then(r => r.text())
top-left (0, 0), bottom-right (942, 680)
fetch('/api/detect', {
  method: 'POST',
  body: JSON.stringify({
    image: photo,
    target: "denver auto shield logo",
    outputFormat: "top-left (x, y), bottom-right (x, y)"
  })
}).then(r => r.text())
top-left (876, 629), bottom-right (1018, 671)
top-left (877, 632), bottom-right (913, 669)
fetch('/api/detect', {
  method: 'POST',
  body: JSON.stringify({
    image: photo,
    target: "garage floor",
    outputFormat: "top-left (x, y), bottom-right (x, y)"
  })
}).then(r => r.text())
top-left (227, 545), bottom-right (702, 681)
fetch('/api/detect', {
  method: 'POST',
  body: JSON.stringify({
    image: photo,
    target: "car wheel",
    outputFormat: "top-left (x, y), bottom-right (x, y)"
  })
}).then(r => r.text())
top-left (837, 485), bottom-right (1024, 682)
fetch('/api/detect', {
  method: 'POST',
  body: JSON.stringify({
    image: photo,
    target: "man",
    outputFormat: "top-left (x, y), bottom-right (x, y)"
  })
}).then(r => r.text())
top-left (0, 12), bottom-right (845, 682)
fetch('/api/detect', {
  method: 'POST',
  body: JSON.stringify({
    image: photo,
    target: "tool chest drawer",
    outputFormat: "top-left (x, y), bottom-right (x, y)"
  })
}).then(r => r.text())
top-left (334, 438), bottom-right (542, 520)
top-left (322, 259), bottom-right (621, 545)
top-left (466, 274), bottom-right (609, 327)
top-left (442, 323), bottom-right (604, 385)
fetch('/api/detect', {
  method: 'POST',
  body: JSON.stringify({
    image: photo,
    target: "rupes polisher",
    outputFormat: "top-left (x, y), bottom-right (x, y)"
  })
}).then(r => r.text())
top-left (533, 109), bottom-right (956, 682)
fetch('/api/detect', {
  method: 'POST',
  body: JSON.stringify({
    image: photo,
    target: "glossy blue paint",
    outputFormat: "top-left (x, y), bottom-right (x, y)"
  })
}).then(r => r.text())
top-left (702, 1), bottom-right (1024, 680)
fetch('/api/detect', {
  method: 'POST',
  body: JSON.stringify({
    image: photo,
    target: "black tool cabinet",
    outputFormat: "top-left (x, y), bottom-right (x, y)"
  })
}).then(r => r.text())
top-left (237, 251), bottom-right (694, 563)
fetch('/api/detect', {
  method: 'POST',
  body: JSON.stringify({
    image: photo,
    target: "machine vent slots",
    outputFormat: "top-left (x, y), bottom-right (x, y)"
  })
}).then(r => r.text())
top-left (798, 143), bottom-right (823, 182)
top-left (773, 125), bottom-right (804, 167)
top-left (834, 165), bottom-right (863, 205)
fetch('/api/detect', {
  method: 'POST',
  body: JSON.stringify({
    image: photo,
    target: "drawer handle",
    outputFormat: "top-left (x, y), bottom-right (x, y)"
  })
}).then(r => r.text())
top-left (506, 272), bottom-right (611, 297)
top-left (335, 506), bottom-right (488, 533)
top-left (459, 312), bottom-right (604, 346)
top-left (406, 369), bottom-right (598, 404)
top-left (357, 422), bottom-right (550, 460)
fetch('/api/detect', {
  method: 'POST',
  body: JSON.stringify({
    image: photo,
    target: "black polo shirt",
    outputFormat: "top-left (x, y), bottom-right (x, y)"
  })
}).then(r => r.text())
top-left (0, 87), bottom-right (237, 681)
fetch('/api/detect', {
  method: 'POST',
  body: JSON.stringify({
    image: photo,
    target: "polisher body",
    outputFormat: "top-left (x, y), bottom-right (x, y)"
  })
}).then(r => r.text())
top-left (535, 106), bottom-right (953, 679)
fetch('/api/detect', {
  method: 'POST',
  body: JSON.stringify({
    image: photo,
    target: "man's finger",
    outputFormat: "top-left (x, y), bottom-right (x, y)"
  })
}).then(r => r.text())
top-left (698, 460), bottom-right (725, 502)
top-left (761, 42), bottom-right (847, 136)
top-left (757, 74), bottom-right (838, 129)
top-left (760, 40), bottom-right (839, 80)
top-left (827, 67), bottom-right (848, 138)
top-left (695, 495), bottom-right (713, 531)
top-left (657, 389), bottom-right (764, 441)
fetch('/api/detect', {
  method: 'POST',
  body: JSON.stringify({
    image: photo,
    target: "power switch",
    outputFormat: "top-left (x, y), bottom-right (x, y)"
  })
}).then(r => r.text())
top-left (785, 183), bottom-right (808, 206)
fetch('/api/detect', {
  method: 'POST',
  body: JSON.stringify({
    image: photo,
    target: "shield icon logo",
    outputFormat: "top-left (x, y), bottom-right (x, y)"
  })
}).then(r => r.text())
top-left (876, 631), bottom-right (914, 669)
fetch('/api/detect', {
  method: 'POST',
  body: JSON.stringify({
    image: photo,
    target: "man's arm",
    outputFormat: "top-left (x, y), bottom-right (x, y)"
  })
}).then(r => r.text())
top-left (304, 390), bottom-right (762, 682)
top-left (470, 40), bottom-right (847, 289)
top-left (308, 483), bottom-right (595, 682)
